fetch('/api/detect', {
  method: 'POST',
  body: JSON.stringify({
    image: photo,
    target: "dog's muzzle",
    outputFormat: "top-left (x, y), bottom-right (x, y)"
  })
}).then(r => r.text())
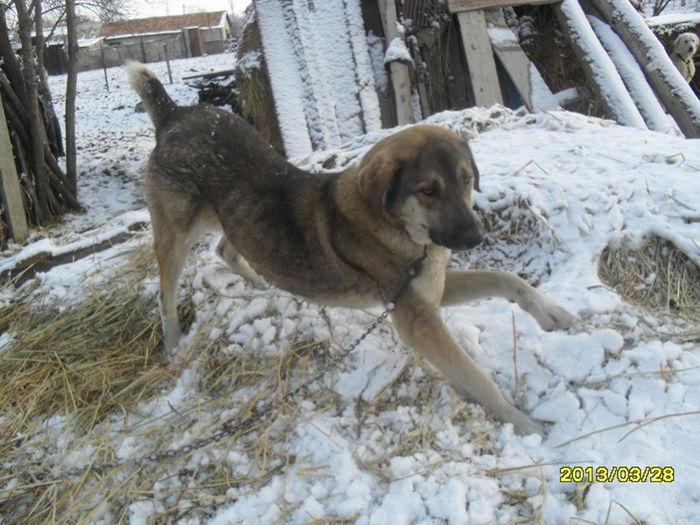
top-left (430, 222), bottom-right (484, 250)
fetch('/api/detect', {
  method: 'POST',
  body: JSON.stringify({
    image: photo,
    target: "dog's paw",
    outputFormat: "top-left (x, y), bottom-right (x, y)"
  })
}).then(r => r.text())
top-left (538, 304), bottom-right (577, 332)
top-left (502, 405), bottom-right (545, 436)
top-left (524, 295), bottom-right (576, 332)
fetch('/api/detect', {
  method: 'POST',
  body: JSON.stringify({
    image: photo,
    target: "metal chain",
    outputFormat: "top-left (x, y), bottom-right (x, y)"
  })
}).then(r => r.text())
top-left (30, 251), bottom-right (427, 486)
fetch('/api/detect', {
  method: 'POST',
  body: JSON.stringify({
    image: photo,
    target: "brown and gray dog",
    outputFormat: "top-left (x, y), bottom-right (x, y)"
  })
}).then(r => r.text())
top-left (671, 32), bottom-right (699, 83)
top-left (127, 62), bottom-right (576, 436)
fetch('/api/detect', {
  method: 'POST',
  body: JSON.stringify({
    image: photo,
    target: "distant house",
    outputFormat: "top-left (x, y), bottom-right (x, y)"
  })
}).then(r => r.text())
top-left (70, 11), bottom-right (232, 72)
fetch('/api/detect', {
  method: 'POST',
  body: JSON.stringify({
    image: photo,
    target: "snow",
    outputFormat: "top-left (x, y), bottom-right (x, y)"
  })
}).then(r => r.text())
top-left (384, 37), bottom-right (413, 66)
top-left (647, 12), bottom-right (700, 28)
top-left (3, 34), bottom-right (700, 525)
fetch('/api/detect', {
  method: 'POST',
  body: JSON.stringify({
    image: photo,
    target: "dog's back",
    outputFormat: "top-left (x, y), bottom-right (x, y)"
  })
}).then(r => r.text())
top-left (127, 62), bottom-right (381, 302)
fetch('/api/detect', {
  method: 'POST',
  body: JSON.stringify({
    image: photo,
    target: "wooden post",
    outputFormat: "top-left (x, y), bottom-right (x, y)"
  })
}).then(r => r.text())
top-left (554, 0), bottom-right (646, 128)
top-left (378, 0), bottom-right (414, 125)
top-left (164, 43), bottom-right (173, 84)
top-left (0, 90), bottom-right (28, 242)
top-left (587, 0), bottom-right (700, 138)
top-left (100, 44), bottom-right (109, 92)
top-left (454, 9), bottom-right (504, 107)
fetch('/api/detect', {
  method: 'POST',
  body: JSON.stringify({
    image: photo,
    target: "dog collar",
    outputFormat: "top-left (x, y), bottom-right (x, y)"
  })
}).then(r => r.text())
top-left (387, 246), bottom-right (429, 308)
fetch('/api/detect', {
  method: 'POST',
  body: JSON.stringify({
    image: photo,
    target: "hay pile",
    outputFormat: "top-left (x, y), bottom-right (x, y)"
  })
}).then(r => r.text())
top-left (599, 235), bottom-right (700, 323)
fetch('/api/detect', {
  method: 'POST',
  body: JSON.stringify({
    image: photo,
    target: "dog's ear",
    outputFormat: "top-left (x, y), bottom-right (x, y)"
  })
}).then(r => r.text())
top-left (466, 143), bottom-right (480, 192)
top-left (358, 153), bottom-right (401, 217)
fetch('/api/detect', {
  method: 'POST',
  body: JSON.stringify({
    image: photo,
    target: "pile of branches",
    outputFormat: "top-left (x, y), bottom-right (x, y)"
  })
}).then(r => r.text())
top-left (0, 3), bottom-right (80, 245)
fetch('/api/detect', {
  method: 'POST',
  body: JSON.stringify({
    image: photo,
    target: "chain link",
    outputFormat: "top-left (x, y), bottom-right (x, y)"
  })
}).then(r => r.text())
top-left (29, 252), bottom-right (427, 486)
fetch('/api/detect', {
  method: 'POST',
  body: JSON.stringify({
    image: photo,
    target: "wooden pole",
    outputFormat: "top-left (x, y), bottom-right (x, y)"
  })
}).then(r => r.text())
top-left (101, 44), bottom-right (110, 92)
top-left (0, 90), bottom-right (28, 242)
top-left (587, 0), bottom-right (700, 138)
top-left (378, 0), bottom-right (414, 125)
top-left (164, 43), bottom-right (173, 84)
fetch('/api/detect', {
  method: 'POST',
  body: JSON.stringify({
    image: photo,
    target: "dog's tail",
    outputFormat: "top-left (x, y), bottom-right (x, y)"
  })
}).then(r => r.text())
top-left (126, 61), bottom-right (177, 129)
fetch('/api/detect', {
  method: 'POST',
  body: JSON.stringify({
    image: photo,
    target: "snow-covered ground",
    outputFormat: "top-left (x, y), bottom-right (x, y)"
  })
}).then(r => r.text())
top-left (1, 52), bottom-right (699, 524)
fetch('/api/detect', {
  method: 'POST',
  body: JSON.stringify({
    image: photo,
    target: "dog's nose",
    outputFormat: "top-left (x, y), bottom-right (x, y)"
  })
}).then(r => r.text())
top-left (462, 225), bottom-right (484, 248)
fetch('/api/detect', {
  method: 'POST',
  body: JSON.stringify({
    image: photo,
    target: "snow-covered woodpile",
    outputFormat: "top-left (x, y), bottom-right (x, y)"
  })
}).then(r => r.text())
top-left (234, 0), bottom-right (700, 158)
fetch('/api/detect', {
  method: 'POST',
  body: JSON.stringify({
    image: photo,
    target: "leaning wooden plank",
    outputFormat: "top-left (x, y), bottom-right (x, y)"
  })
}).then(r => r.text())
top-left (587, 0), bottom-right (700, 138)
top-left (448, 0), bottom-right (556, 13)
top-left (378, 0), bottom-right (414, 125)
top-left (553, 0), bottom-right (647, 129)
top-left (0, 90), bottom-right (28, 242)
top-left (456, 10), bottom-right (504, 107)
top-left (586, 13), bottom-right (674, 133)
top-left (485, 9), bottom-right (559, 111)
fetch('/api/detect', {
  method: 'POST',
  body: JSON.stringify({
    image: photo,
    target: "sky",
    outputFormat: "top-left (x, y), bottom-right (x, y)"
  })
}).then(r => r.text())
top-left (136, 0), bottom-right (251, 18)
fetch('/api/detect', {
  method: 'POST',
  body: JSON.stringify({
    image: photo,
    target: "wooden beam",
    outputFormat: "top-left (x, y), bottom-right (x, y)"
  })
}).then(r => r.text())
top-left (0, 89), bottom-right (28, 243)
top-left (455, 10), bottom-right (504, 107)
top-left (378, 0), bottom-right (414, 125)
top-left (485, 9), bottom-right (559, 111)
top-left (587, 0), bottom-right (700, 138)
top-left (448, 0), bottom-right (557, 14)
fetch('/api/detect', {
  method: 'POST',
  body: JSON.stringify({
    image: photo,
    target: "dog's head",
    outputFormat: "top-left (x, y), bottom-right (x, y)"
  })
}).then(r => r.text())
top-left (358, 125), bottom-right (484, 250)
top-left (673, 32), bottom-right (699, 59)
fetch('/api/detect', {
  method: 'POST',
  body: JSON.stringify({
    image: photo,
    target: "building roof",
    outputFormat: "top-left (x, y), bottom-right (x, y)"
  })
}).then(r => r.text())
top-left (98, 11), bottom-right (227, 38)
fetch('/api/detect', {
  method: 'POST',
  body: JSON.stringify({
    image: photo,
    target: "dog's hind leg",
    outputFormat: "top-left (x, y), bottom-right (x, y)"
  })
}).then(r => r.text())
top-left (151, 197), bottom-right (217, 350)
top-left (393, 297), bottom-right (544, 436)
top-left (216, 237), bottom-right (265, 286)
top-left (441, 269), bottom-right (576, 331)
top-left (153, 226), bottom-right (189, 351)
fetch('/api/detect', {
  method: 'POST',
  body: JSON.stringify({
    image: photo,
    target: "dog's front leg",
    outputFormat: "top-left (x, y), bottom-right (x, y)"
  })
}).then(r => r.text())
top-left (441, 270), bottom-right (576, 331)
top-left (393, 297), bottom-right (544, 436)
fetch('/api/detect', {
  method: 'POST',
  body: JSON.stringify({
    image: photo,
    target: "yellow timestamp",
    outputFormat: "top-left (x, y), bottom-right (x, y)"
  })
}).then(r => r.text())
top-left (560, 466), bottom-right (674, 483)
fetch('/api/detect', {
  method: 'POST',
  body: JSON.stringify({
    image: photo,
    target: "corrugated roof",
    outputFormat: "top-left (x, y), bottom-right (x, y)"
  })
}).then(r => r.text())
top-left (98, 11), bottom-right (227, 37)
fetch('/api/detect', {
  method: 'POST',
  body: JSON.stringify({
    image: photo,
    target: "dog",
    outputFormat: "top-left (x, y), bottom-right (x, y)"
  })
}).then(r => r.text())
top-left (670, 32), bottom-right (699, 83)
top-left (127, 62), bottom-right (576, 436)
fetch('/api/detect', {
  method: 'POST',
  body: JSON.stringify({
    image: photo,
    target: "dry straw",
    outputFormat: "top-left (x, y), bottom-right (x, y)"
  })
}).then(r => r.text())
top-left (598, 234), bottom-right (700, 322)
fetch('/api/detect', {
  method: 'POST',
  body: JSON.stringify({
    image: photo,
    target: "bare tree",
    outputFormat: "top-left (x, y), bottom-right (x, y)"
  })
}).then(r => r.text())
top-left (80, 0), bottom-right (135, 22)
top-left (65, 0), bottom-right (77, 193)
top-left (651, 0), bottom-right (674, 15)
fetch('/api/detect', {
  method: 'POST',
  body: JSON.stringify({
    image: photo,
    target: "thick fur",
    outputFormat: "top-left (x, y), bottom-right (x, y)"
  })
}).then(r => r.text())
top-left (670, 32), bottom-right (699, 83)
top-left (127, 62), bottom-right (576, 436)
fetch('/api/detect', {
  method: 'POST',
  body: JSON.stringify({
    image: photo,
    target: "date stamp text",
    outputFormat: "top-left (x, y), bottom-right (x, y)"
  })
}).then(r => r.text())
top-left (560, 466), bottom-right (674, 483)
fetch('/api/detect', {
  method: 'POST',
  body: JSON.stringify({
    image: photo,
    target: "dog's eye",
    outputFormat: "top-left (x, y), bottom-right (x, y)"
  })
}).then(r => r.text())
top-left (419, 184), bottom-right (438, 197)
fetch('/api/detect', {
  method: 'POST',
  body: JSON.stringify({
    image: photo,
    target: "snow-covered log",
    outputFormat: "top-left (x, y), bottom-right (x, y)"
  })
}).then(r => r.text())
top-left (586, 15), bottom-right (674, 134)
top-left (255, 0), bottom-right (381, 157)
top-left (588, 0), bottom-right (700, 138)
top-left (554, 0), bottom-right (647, 129)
